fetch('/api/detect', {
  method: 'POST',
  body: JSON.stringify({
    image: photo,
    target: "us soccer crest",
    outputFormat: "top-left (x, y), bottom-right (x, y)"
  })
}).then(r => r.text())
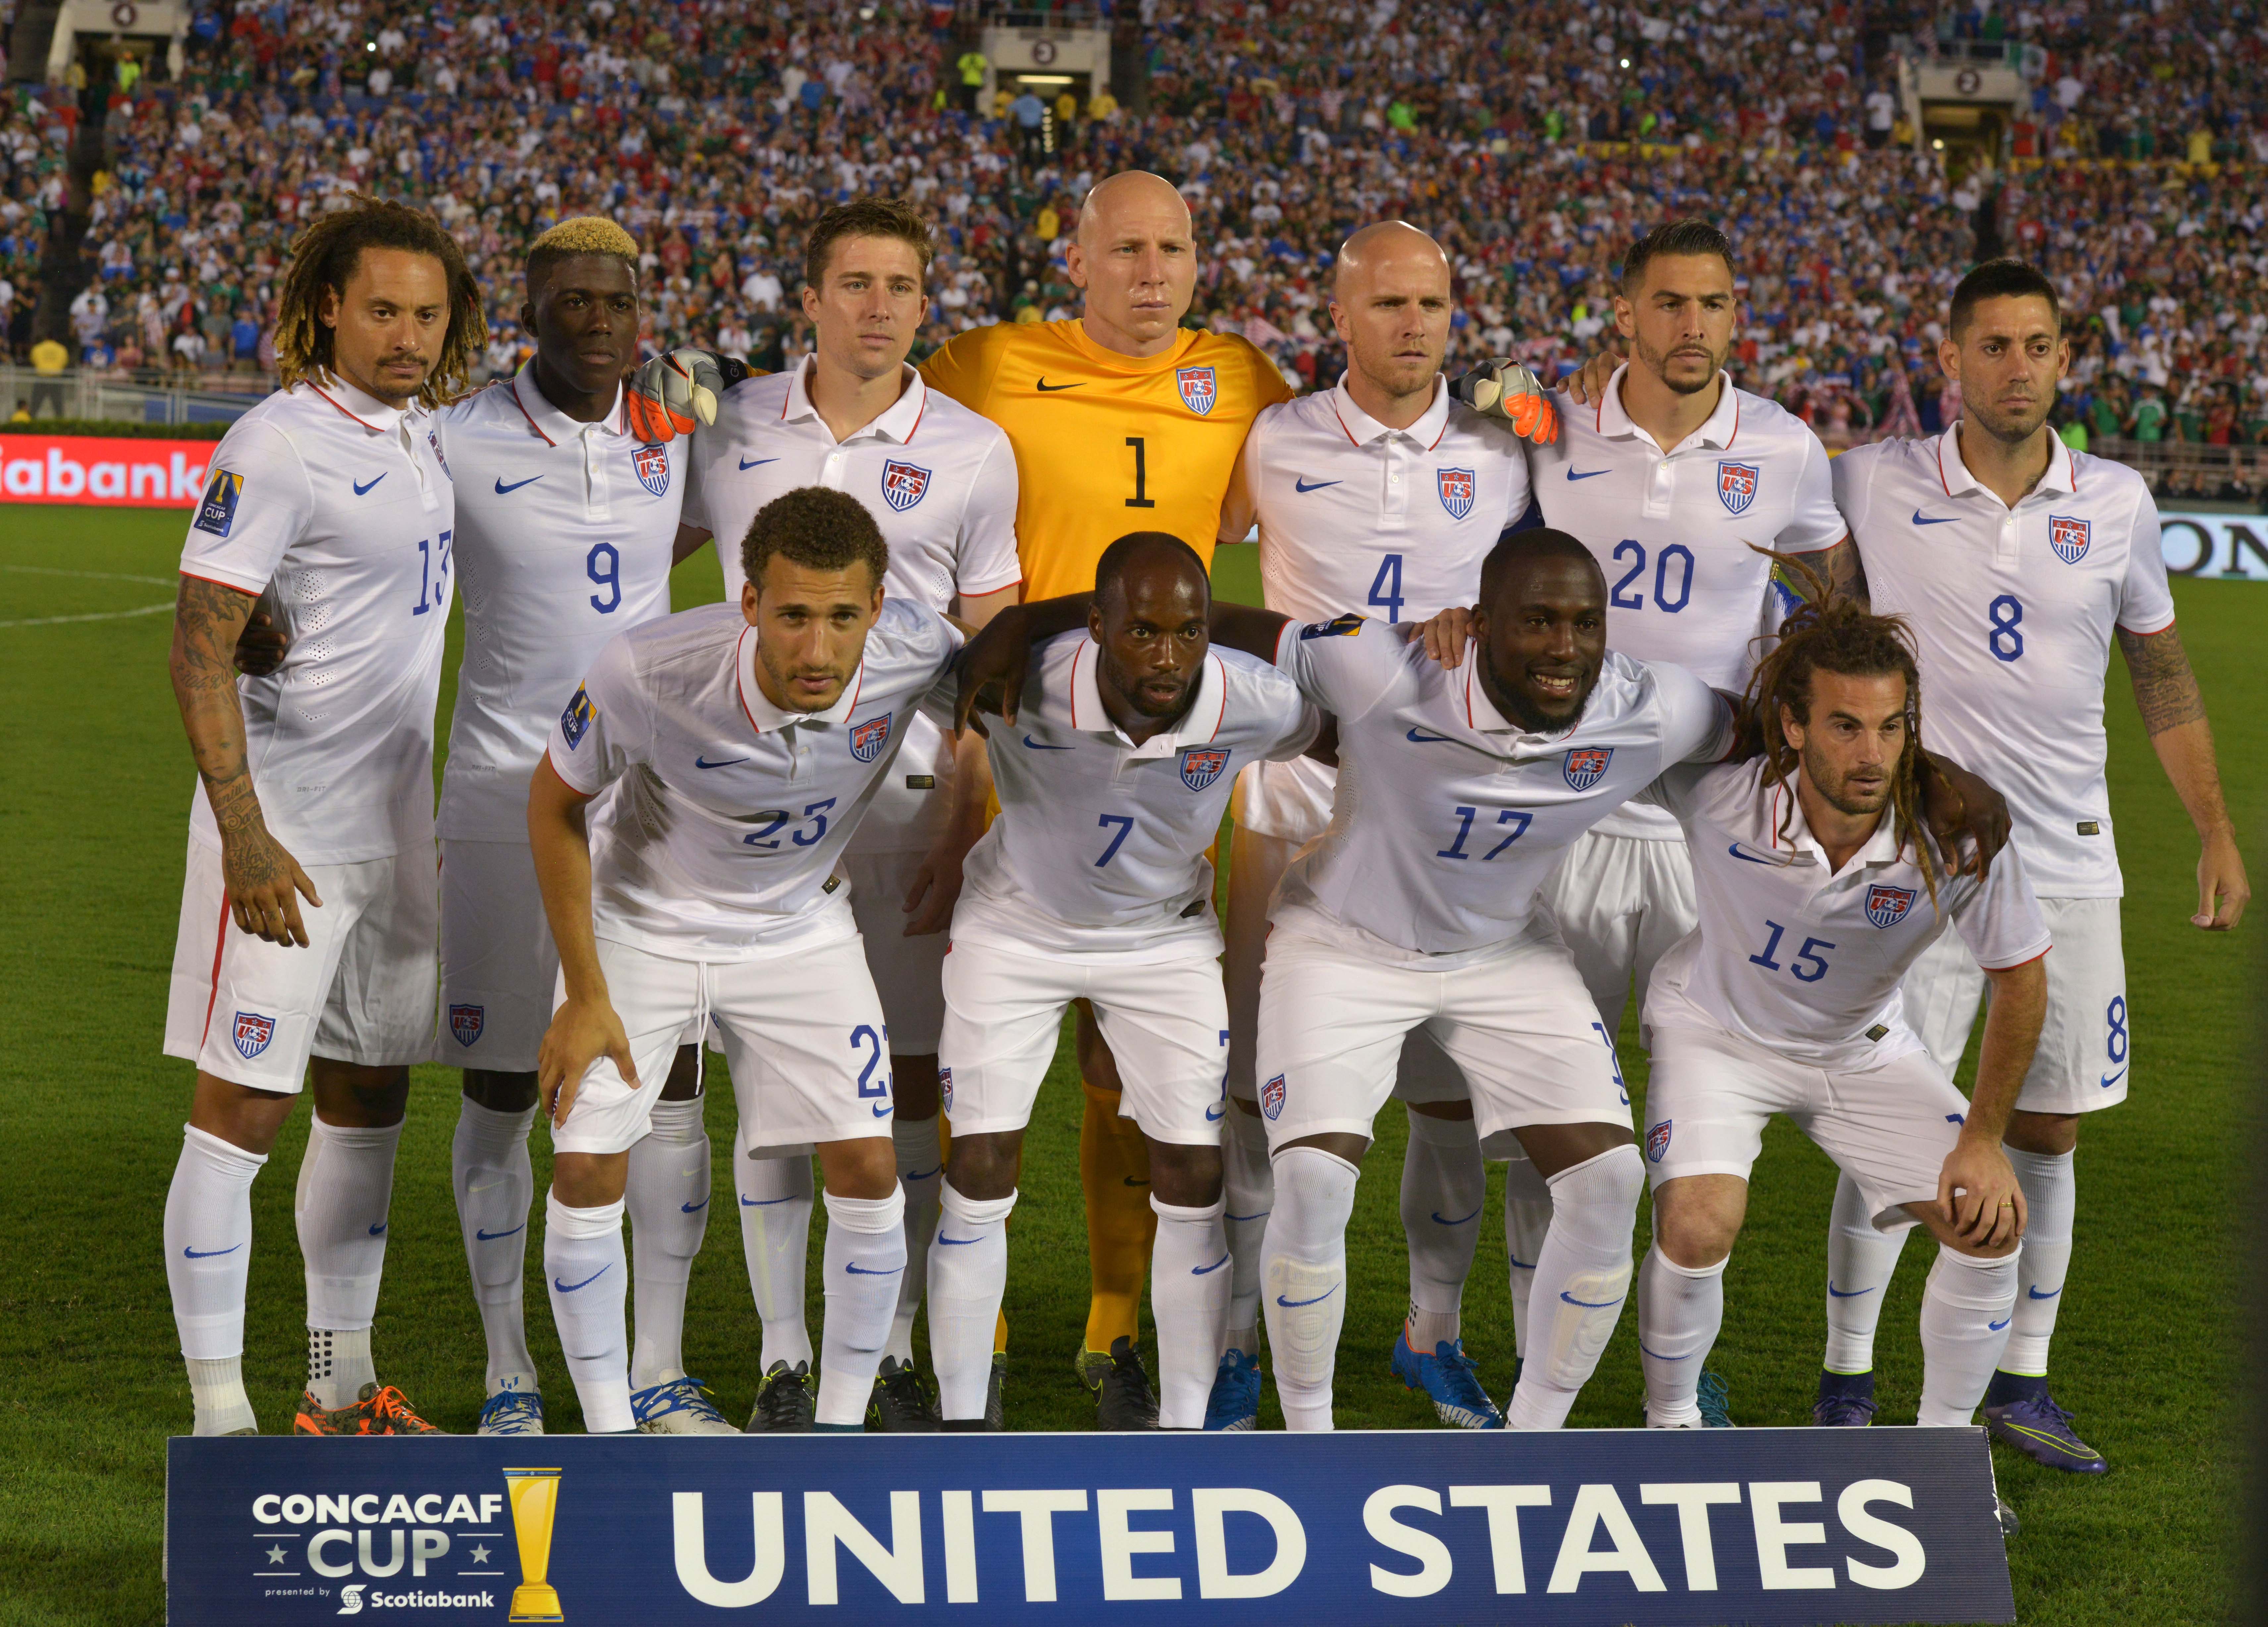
top-left (1563, 747), bottom-right (1613, 790)
top-left (233, 1011), bottom-right (276, 1060)
top-left (849, 713), bottom-right (893, 763)
top-left (1262, 1074), bottom-right (1286, 1121)
top-left (632, 443), bottom-right (671, 497)
top-left (881, 460), bottom-right (931, 513)
top-left (1180, 746), bottom-right (1230, 791)
top-left (1717, 460), bottom-right (1759, 516)
top-left (1865, 883), bottom-right (1918, 927)
top-left (939, 1068), bottom-right (952, 1114)
top-left (1176, 365), bottom-right (1218, 416)
top-left (428, 429), bottom-right (452, 480)
top-left (2049, 515), bottom-right (2091, 564)
top-left (1646, 1120), bottom-right (1672, 1163)
top-left (1436, 467), bottom-right (1477, 520)
top-left (450, 1004), bottom-right (486, 1047)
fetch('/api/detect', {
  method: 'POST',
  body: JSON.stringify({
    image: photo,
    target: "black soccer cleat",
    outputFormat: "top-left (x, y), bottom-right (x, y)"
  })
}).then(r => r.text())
top-left (745, 1359), bottom-right (816, 1433)
top-left (986, 1351), bottom-right (1006, 1431)
top-left (1095, 1336), bottom-right (1159, 1430)
top-left (866, 1357), bottom-right (941, 1432)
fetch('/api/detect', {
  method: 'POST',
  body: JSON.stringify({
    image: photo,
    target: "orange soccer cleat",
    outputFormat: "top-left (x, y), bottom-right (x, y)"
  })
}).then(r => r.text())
top-left (294, 1383), bottom-right (446, 1436)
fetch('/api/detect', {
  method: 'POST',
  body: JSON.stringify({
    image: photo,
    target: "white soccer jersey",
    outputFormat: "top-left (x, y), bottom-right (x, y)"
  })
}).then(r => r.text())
top-left (1268, 617), bottom-right (1734, 959)
top-left (435, 363), bottom-right (684, 840)
top-left (545, 598), bottom-right (962, 959)
top-left (1834, 428), bottom-right (2175, 898)
top-left (954, 631), bottom-right (1319, 960)
top-left (178, 375), bottom-right (453, 864)
top-left (682, 358), bottom-right (1022, 852)
top-left (1226, 374), bottom-right (1531, 839)
top-left (1642, 757), bottom-right (2051, 1070)
top-left (1531, 366), bottom-right (1845, 839)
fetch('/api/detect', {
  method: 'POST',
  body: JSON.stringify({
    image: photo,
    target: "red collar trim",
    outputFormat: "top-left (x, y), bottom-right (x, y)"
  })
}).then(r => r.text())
top-left (309, 383), bottom-right (385, 432)
top-left (1327, 395), bottom-right (1360, 447)
top-left (508, 382), bottom-right (556, 448)
top-left (734, 626), bottom-right (764, 737)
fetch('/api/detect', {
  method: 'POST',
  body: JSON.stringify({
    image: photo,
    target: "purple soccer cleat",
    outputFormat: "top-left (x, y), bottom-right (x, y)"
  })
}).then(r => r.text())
top-left (1983, 1390), bottom-right (2106, 1473)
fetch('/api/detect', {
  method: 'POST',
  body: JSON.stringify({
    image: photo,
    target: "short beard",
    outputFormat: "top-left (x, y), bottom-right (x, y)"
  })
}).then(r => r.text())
top-left (1961, 392), bottom-right (2052, 446)
top-left (1482, 658), bottom-right (1586, 734)
top-left (1801, 740), bottom-right (1892, 819)
top-left (1634, 333), bottom-right (1722, 397)
top-left (1100, 651), bottom-right (1192, 721)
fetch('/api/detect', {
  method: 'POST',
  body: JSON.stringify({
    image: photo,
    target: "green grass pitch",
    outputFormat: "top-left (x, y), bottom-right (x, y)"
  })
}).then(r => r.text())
top-left (0, 503), bottom-right (2254, 1624)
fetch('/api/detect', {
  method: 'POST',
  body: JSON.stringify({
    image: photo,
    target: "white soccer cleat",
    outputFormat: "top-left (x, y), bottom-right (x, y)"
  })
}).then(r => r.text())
top-left (477, 1386), bottom-right (545, 1437)
top-left (631, 1375), bottom-right (739, 1435)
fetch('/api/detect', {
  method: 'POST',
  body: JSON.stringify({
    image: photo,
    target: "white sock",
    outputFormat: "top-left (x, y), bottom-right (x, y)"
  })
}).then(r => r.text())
top-left (165, 1125), bottom-right (266, 1434)
top-left (1917, 1244), bottom-right (2021, 1426)
top-left (734, 1128), bottom-right (814, 1370)
top-left (544, 1193), bottom-right (633, 1433)
top-left (1505, 1145), bottom-right (1643, 1431)
top-left (1221, 1105), bottom-right (1272, 1357)
top-left (296, 1117), bottom-right (402, 1409)
top-left (627, 1094), bottom-right (710, 1390)
top-left (1151, 1194), bottom-right (1229, 1428)
top-left (890, 1116), bottom-right (944, 1365)
top-left (818, 1186), bottom-right (906, 1427)
top-left (1400, 1109), bottom-right (1483, 1352)
top-left (927, 1182), bottom-right (1015, 1421)
top-left (451, 1098), bottom-right (539, 1394)
top-left (1637, 1245), bottom-right (1725, 1426)
top-left (2002, 1147), bottom-right (2075, 1376)
top-left (1501, 1150), bottom-right (1553, 1361)
top-left (1823, 1169), bottom-right (1909, 1375)
top-left (1260, 1146), bottom-right (1359, 1433)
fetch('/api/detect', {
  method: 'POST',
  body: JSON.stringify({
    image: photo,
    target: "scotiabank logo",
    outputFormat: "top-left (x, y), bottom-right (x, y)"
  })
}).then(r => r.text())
top-left (0, 435), bottom-right (213, 506)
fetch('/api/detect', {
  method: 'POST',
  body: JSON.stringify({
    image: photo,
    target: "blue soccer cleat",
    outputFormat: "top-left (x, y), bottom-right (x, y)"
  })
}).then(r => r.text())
top-left (1983, 1390), bottom-right (2106, 1473)
top-left (1696, 1370), bottom-right (1733, 1428)
top-left (1205, 1348), bottom-right (1262, 1432)
top-left (477, 1387), bottom-right (544, 1437)
top-left (1814, 1369), bottom-right (1878, 1427)
top-left (1391, 1330), bottom-right (1504, 1429)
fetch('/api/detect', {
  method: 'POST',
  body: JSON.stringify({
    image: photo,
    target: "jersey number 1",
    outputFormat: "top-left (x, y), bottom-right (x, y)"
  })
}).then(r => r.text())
top-left (1125, 438), bottom-right (1155, 509)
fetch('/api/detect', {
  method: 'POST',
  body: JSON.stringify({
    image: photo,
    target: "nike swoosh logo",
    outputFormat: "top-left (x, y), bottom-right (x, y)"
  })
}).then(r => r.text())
top-left (1507, 1255), bottom-right (1537, 1269)
top-left (2100, 1068), bottom-right (2127, 1088)
top-left (1276, 1285), bottom-right (1339, 1308)
top-left (1226, 1210), bottom-right (1270, 1223)
top-left (1406, 728), bottom-right (1452, 743)
top-left (695, 756), bottom-right (747, 769)
top-left (844, 1261), bottom-right (904, 1275)
top-left (352, 473), bottom-right (386, 496)
top-left (553, 1266), bottom-right (610, 1293)
top-left (1559, 1290), bottom-right (1623, 1308)
top-left (494, 475), bottom-right (542, 494)
top-left (182, 1243), bottom-right (242, 1259)
top-left (738, 457), bottom-right (779, 471)
top-left (873, 1103), bottom-right (893, 1117)
top-left (1431, 1206), bottom-right (1481, 1226)
top-left (680, 1199), bottom-right (709, 1214)
top-left (368, 1223), bottom-right (388, 1236)
top-left (904, 1166), bottom-right (943, 1181)
top-left (1566, 468), bottom-right (1609, 482)
top-left (1192, 1254), bottom-right (1230, 1275)
top-left (937, 1235), bottom-right (981, 1246)
top-left (1988, 1317), bottom-right (2012, 1331)
top-left (1912, 510), bottom-right (1958, 526)
top-left (1827, 1283), bottom-right (1874, 1298)
top-left (741, 1195), bottom-right (794, 1206)
top-left (1205, 1105), bottom-right (1226, 1122)
top-left (2028, 1285), bottom-right (2062, 1300)
top-left (475, 1225), bottom-right (525, 1242)
top-left (1122, 1177), bottom-right (1149, 1187)
top-left (1035, 378), bottom-right (1083, 391)
top-left (1728, 843), bottom-right (1777, 866)
top-left (1022, 735), bottom-right (1074, 750)
top-left (1294, 477), bottom-right (1341, 493)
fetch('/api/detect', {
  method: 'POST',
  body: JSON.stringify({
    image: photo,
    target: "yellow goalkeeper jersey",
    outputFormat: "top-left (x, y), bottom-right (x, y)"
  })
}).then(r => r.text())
top-left (918, 319), bottom-right (1291, 601)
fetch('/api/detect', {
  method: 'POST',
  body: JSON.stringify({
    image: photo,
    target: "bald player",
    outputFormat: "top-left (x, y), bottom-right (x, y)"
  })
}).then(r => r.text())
top-left (1214, 221), bottom-right (1543, 1432)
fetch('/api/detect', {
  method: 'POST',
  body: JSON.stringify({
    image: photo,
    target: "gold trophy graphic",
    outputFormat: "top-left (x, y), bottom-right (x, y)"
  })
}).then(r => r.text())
top-left (502, 1467), bottom-right (565, 1622)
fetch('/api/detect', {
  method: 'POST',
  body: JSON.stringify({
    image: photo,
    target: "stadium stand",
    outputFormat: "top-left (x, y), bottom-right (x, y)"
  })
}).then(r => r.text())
top-left (3, 0), bottom-right (2265, 497)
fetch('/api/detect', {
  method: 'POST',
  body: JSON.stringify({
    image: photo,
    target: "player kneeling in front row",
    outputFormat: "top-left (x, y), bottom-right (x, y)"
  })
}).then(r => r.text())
top-left (529, 487), bottom-right (973, 1433)
top-left (930, 534), bottom-right (1321, 1429)
top-left (1636, 581), bottom-right (2046, 1437)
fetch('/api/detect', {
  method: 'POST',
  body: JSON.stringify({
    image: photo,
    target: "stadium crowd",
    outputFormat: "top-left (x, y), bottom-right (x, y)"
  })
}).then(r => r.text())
top-left (5, 0), bottom-right (2268, 490)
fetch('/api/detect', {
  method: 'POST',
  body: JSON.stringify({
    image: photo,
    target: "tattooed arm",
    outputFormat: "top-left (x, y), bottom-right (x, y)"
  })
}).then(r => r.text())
top-left (169, 574), bottom-right (322, 946)
top-left (1816, 534), bottom-right (1868, 608)
top-left (2118, 621), bottom-right (2248, 929)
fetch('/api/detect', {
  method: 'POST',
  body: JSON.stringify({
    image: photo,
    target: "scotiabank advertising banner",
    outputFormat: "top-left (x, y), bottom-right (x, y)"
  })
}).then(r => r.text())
top-left (0, 433), bottom-right (216, 506)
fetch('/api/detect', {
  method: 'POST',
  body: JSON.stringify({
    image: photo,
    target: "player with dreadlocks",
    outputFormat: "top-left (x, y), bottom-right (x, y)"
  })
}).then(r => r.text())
top-left (161, 195), bottom-right (480, 1436)
top-left (1627, 557), bottom-right (2049, 1480)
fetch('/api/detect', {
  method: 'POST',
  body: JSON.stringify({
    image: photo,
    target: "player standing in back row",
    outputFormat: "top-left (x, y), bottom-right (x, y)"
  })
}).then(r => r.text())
top-left (161, 197), bottom-right (482, 1436)
top-left (1812, 259), bottom-right (2247, 1465)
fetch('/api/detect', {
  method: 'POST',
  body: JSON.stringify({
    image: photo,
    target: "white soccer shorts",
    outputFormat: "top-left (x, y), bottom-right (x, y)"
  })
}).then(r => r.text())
top-left (938, 939), bottom-right (1230, 1146)
top-left (550, 932), bottom-right (894, 1156)
top-left (1901, 896), bottom-right (2128, 1115)
top-left (844, 847), bottom-right (947, 1055)
top-left (435, 838), bottom-right (555, 1072)
top-left (164, 837), bottom-right (437, 1092)
top-left (1641, 1023), bottom-right (1972, 1229)
top-left (1537, 829), bottom-right (1698, 1037)
top-left (1254, 914), bottom-right (1630, 1149)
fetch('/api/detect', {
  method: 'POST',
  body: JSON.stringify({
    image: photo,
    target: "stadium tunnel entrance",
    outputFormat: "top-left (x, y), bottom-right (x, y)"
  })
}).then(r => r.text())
top-left (1007, 70), bottom-right (1092, 157)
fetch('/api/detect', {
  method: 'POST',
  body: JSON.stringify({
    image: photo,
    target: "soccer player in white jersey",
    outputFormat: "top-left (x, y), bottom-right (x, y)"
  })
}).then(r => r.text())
top-left (1637, 588), bottom-right (2048, 1445)
top-left (1212, 221), bottom-right (1539, 1432)
top-left (160, 198), bottom-right (482, 1437)
top-left (673, 198), bottom-right (1021, 1431)
top-left (531, 487), bottom-right (973, 1434)
top-left (926, 534), bottom-right (1318, 1429)
top-left (1813, 260), bottom-right (2247, 1466)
